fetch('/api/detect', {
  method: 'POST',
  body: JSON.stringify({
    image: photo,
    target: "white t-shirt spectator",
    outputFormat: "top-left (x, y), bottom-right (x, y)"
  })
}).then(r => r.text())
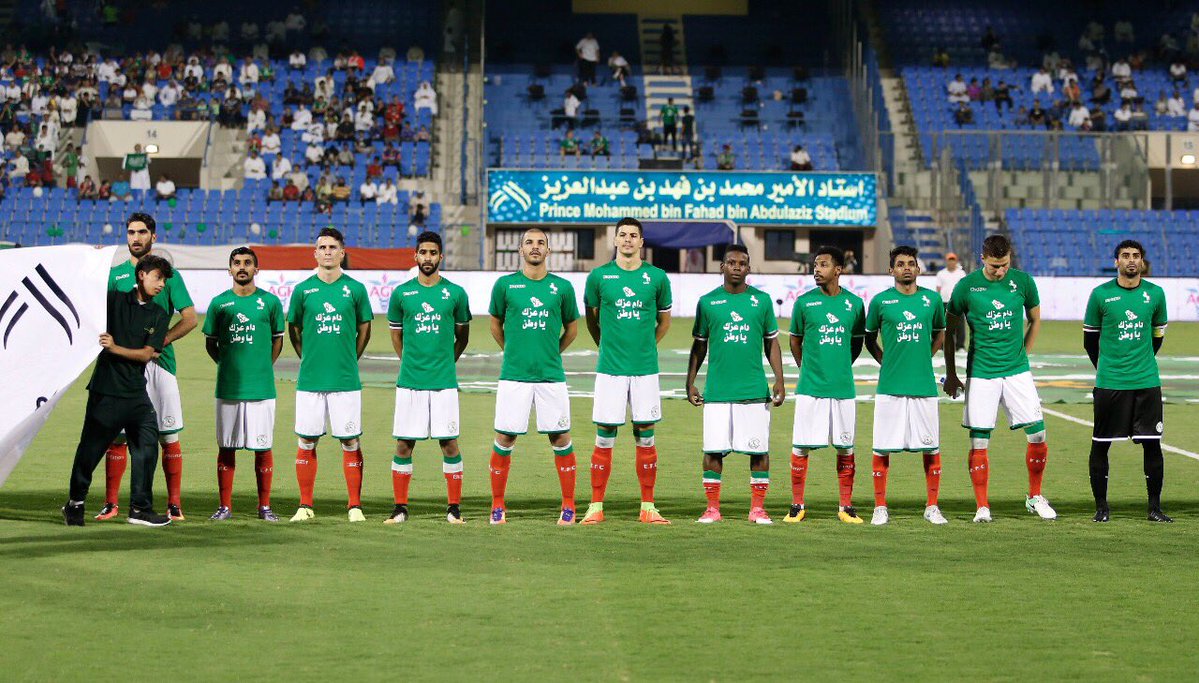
top-left (1067, 104), bottom-right (1091, 128)
top-left (247, 109), bottom-right (267, 131)
top-left (359, 180), bottom-right (378, 201)
top-left (414, 82), bottom-right (438, 115)
top-left (354, 110), bottom-right (375, 133)
top-left (1030, 70), bottom-right (1054, 95)
top-left (1112, 60), bottom-right (1132, 80)
top-left (261, 131), bottom-right (281, 154)
top-left (59, 94), bottom-right (78, 123)
top-left (369, 63), bottom-right (394, 88)
top-left (289, 51), bottom-right (307, 69)
top-left (305, 143), bottom-right (324, 164)
top-left (564, 93), bottom-right (580, 117)
top-left (1167, 95), bottom-right (1186, 117)
top-left (155, 178), bottom-right (176, 197)
top-left (1188, 106), bottom-right (1199, 132)
top-left (213, 61), bottom-right (233, 82)
top-left (576, 36), bottom-right (600, 63)
top-left (376, 181), bottom-right (398, 205)
top-left (5, 128), bottom-right (25, 150)
top-left (31, 93), bottom-right (49, 116)
top-left (303, 122), bottom-right (324, 144)
top-left (239, 61), bottom-right (260, 85)
top-left (946, 77), bottom-right (968, 103)
top-left (243, 154), bottom-right (267, 179)
top-left (158, 83), bottom-right (180, 107)
top-left (1114, 106), bottom-right (1132, 124)
top-left (130, 96), bottom-right (153, 120)
top-left (272, 155), bottom-right (292, 179)
top-left (935, 265), bottom-right (967, 303)
top-left (292, 106), bottom-right (313, 131)
top-left (184, 61), bottom-right (203, 82)
top-left (790, 148), bottom-right (811, 167)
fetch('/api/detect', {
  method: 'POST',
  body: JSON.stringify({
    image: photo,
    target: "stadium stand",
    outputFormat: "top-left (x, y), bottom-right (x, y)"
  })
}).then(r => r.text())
top-left (1005, 208), bottom-right (1199, 276)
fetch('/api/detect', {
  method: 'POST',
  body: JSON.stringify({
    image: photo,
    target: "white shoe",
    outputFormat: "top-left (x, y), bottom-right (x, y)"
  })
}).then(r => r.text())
top-left (923, 505), bottom-right (949, 525)
top-left (973, 506), bottom-right (992, 523)
top-left (289, 506), bottom-right (315, 522)
top-left (1026, 495), bottom-right (1057, 520)
top-left (870, 506), bottom-right (889, 525)
top-left (348, 506), bottom-right (366, 522)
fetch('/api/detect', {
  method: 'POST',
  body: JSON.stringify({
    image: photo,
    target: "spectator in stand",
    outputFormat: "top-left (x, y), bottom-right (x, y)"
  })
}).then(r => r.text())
top-left (354, 135), bottom-right (373, 155)
top-left (979, 77), bottom-right (995, 103)
top-left (130, 92), bottom-right (153, 120)
top-left (1114, 102), bottom-right (1133, 131)
top-left (414, 81), bottom-right (437, 116)
top-left (790, 144), bottom-right (813, 171)
top-left (239, 56), bottom-right (260, 88)
top-left (415, 125), bottom-right (431, 142)
top-left (1131, 102), bottom-right (1149, 131)
top-left (608, 51), bottom-right (630, 86)
top-left (111, 178), bottom-right (133, 202)
top-left (261, 126), bottom-right (281, 155)
top-left (366, 156), bottom-right (383, 178)
top-left (946, 74), bottom-right (969, 103)
top-left (1167, 91), bottom-right (1187, 117)
top-left (304, 141), bottom-right (324, 166)
top-left (1119, 80), bottom-right (1140, 105)
top-left (400, 121), bottom-right (416, 141)
top-left (244, 150), bottom-right (267, 179)
top-left (78, 174), bottom-right (97, 200)
top-left (1090, 107), bottom-right (1107, 132)
top-left (994, 80), bottom-right (1017, 112)
top-left (98, 179), bottom-right (112, 200)
top-left (291, 103), bottom-right (312, 131)
top-left (34, 123), bottom-right (56, 155)
top-left (332, 176), bottom-right (351, 203)
top-left (289, 49), bottom-right (307, 72)
top-left (154, 174), bottom-right (176, 201)
top-left (843, 249), bottom-right (859, 274)
top-left (563, 89), bottom-right (581, 129)
top-left (716, 144), bottom-right (735, 170)
top-left (560, 129), bottom-right (581, 157)
top-left (1063, 78), bottom-right (1082, 105)
top-left (1067, 102), bottom-right (1091, 129)
top-left (966, 77), bottom-right (981, 101)
top-left (382, 143), bottom-right (400, 167)
top-left (8, 152), bottom-right (28, 180)
top-left (335, 143), bottom-right (355, 167)
top-left (1030, 67), bottom-right (1054, 95)
top-left (1111, 57), bottom-right (1132, 84)
top-left (1189, 102), bottom-right (1199, 132)
top-left (4, 124), bottom-right (25, 151)
top-left (265, 180), bottom-right (282, 202)
top-left (377, 177), bottom-right (398, 205)
top-left (576, 33), bottom-right (600, 85)
top-left (1091, 78), bottom-right (1112, 105)
top-left (283, 178), bottom-right (300, 201)
top-left (589, 130), bottom-right (609, 156)
top-left (954, 101), bottom-right (975, 126)
top-left (271, 154), bottom-right (292, 181)
top-left (359, 177), bottom-right (378, 204)
top-left (368, 59), bottom-right (395, 90)
top-left (246, 107), bottom-right (267, 131)
top-left (1169, 60), bottom-right (1188, 88)
top-left (659, 23), bottom-right (676, 75)
top-left (981, 25), bottom-right (999, 52)
top-left (680, 105), bottom-right (695, 158)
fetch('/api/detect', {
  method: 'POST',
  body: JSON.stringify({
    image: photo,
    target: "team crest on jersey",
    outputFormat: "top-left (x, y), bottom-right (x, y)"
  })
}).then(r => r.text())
top-left (921, 294), bottom-right (931, 307)
top-left (442, 287), bottom-right (451, 299)
top-left (748, 438), bottom-right (762, 450)
top-left (922, 435), bottom-right (933, 445)
top-left (992, 300), bottom-right (1005, 310)
top-left (530, 296), bottom-right (544, 308)
top-left (825, 313), bottom-right (840, 323)
top-left (845, 299), bottom-right (854, 310)
top-left (1009, 280), bottom-right (1018, 292)
top-left (730, 311), bottom-right (744, 322)
top-left (750, 295), bottom-right (760, 307)
top-left (549, 283), bottom-right (558, 295)
top-left (557, 417), bottom-right (569, 428)
top-left (256, 434), bottom-right (269, 446)
top-left (1143, 291), bottom-right (1151, 304)
top-left (840, 431), bottom-right (851, 443)
top-left (622, 286), bottom-right (636, 297)
top-left (256, 297), bottom-right (265, 309)
top-left (323, 302), bottom-right (337, 313)
top-left (163, 415), bottom-right (176, 427)
top-left (1125, 310), bottom-right (1138, 321)
top-left (342, 285), bottom-right (351, 298)
top-left (345, 421), bottom-right (358, 433)
top-left (902, 310), bottom-right (916, 321)
top-left (447, 421), bottom-right (458, 433)
top-left (642, 272), bottom-right (651, 284)
top-left (650, 406), bottom-right (660, 418)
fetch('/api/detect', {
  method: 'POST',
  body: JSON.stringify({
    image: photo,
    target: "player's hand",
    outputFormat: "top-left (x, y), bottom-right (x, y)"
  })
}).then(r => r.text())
top-left (98, 333), bottom-right (113, 348)
top-left (943, 374), bottom-right (964, 399)
top-left (687, 384), bottom-right (704, 406)
top-left (771, 379), bottom-right (786, 407)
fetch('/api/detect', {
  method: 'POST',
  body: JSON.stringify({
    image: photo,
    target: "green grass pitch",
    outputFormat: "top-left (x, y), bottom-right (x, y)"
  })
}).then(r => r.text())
top-left (2, 318), bottom-right (1198, 680)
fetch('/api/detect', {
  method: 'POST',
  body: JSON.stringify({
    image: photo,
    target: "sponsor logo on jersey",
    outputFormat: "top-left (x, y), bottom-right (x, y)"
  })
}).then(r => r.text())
top-left (642, 272), bottom-right (651, 284)
top-left (845, 299), bottom-right (854, 310)
top-left (882, 299), bottom-right (898, 304)
top-left (1104, 296), bottom-right (1121, 303)
top-left (303, 287), bottom-right (319, 294)
top-left (603, 274), bottom-right (619, 279)
top-left (730, 311), bottom-right (743, 322)
top-left (970, 286), bottom-right (986, 292)
top-left (113, 273), bottom-right (131, 281)
top-left (825, 313), bottom-right (840, 323)
top-left (902, 310), bottom-right (916, 321)
top-left (1125, 310), bottom-right (1138, 321)
top-left (622, 286), bottom-right (636, 297)
top-left (805, 301), bottom-right (822, 307)
top-left (421, 302), bottom-right (435, 313)
top-left (710, 299), bottom-right (727, 305)
top-left (403, 290), bottom-right (418, 296)
top-left (323, 302), bottom-right (337, 313)
top-left (992, 299), bottom-right (1005, 310)
top-left (921, 294), bottom-right (931, 307)
top-left (341, 284), bottom-right (351, 298)
top-left (509, 284), bottom-right (526, 289)
top-left (1009, 280), bottom-right (1018, 292)
top-left (530, 296), bottom-right (544, 308)
top-left (218, 300), bottom-right (235, 308)
top-left (235, 312), bottom-right (250, 323)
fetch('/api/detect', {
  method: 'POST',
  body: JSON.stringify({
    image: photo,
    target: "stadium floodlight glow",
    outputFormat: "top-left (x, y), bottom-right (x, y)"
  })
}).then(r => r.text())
top-left (145, 144), bottom-right (160, 154)
top-left (1180, 153), bottom-right (1196, 165)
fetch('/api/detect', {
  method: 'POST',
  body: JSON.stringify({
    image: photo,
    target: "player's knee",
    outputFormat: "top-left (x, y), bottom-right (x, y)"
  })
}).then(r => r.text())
top-left (297, 438), bottom-right (317, 451)
top-left (495, 433), bottom-right (516, 449)
top-left (595, 426), bottom-right (617, 449)
top-left (1024, 421), bottom-right (1047, 443)
top-left (341, 438), bottom-right (359, 451)
top-left (633, 426), bottom-right (655, 448)
top-left (791, 447), bottom-right (809, 458)
top-left (159, 432), bottom-right (179, 446)
top-left (971, 437), bottom-right (990, 450)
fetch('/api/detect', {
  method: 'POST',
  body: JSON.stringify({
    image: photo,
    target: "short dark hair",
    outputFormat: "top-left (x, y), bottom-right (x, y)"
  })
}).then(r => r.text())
top-left (982, 234), bottom-right (1011, 258)
top-left (416, 231), bottom-right (442, 252)
top-left (229, 246), bottom-right (258, 267)
top-left (615, 217), bottom-right (642, 236)
top-left (724, 243), bottom-right (750, 262)
top-left (1114, 239), bottom-right (1144, 259)
top-left (136, 254), bottom-right (173, 280)
top-left (889, 245), bottom-right (919, 267)
top-left (318, 226), bottom-right (345, 246)
top-left (813, 245), bottom-right (845, 267)
top-left (127, 212), bottom-right (156, 234)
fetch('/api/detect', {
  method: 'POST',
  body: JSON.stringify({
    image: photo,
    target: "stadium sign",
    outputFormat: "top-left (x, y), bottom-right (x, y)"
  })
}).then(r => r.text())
top-left (487, 170), bottom-right (878, 227)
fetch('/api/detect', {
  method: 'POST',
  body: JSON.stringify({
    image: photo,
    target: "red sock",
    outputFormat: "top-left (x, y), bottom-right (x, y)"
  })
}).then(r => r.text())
top-left (923, 452), bottom-right (942, 506)
top-left (790, 452), bottom-right (808, 505)
top-left (703, 481), bottom-right (722, 509)
top-left (104, 443), bottom-right (127, 506)
top-left (254, 450), bottom-right (273, 508)
top-left (489, 444), bottom-right (511, 509)
top-left (872, 454), bottom-right (889, 507)
top-left (162, 441), bottom-right (183, 507)
top-left (836, 452), bottom-right (855, 508)
top-left (343, 448), bottom-right (364, 508)
top-left (392, 467), bottom-right (412, 505)
top-left (295, 446), bottom-right (317, 507)
top-left (445, 469), bottom-right (462, 505)
top-left (1026, 442), bottom-right (1048, 497)
top-left (217, 449), bottom-right (236, 510)
top-left (968, 449), bottom-right (990, 508)
top-left (750, 480), bottom-right (769, 509)
top-left (590, 446), bottom-right (613, 503)
top-left (556, 455), bottom-right (577, 509)
top-left (635, 446), bottom-right (658, 503)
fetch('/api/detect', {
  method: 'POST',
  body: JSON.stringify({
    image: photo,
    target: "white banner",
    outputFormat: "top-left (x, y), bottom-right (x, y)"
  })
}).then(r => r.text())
top-left (0, 246), bottom-right (118, 487)
top-left (175, 270), bottom-right (1199, 322)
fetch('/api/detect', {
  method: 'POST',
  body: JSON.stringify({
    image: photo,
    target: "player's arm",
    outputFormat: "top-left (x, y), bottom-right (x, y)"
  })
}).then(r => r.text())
top-left (205, 336), bottom-right (220, 363)
top-left (864, 330), bottom-right (883, 364)
top-left (942, 313), bottom-right (964, 397)
top-left (1024, 305), bottom-right (1041, 353)
top-left (585, 306), bottom-right (601, 344)
top-left (655, 310), bottom-right (671, 343)
top-left (271, 335), bottom-right (283, 362)
top-left (288, 323), bottom-right (303, 358)
top-left (789, 331), bottom-right (802, 368)
top-left (685, 337), bottom-right (708, 406)
top-left (766, 335), bottom-right (786, 407)
top-left (164, 305), bottom-right (197, 346)
top-left (559, 319), bottom-right (578, 352)
top-left (99, 335), bottom-right (158, 363)
top-left (850, 335), bottom-right (864, 362)
top-left (490, 315), bottom-right (505, 350)
top-left (453, 322), bottom-right (470, 360)
top-left (355, 320), bottom-right (371, 358)
top-left (930, 329), bottom-right (945, 355)
top-left (1083, 291), bottom-right (1101, 368)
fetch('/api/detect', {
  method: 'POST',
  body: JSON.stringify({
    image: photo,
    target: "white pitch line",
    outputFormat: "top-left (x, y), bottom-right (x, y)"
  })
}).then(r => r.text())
top-left (1042, 407), bottom-right (1199, 462)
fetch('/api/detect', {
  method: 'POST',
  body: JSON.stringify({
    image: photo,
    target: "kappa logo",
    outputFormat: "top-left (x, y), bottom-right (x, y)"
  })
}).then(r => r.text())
top-left (902, 310), bottom-right (917, 321)
top-left (488, 180), bottom-right (533, 211)
top-left (530, 296), bottom-right (544, 307)
top-left (992, 299), bottom-right (1006, 310)
top-left (730, 311), bottom-right (744, 322)
top-left (0, 263), bottom-right (81, 349)
top-left (235, 312), bottom-right (250, 323)
top-left (1125, 310), bottom-right (1138, 321)
top-left (642, 272), bottom-right (651, 285)
top-left (622, 286), bottom-right (636, 297)
top-left (1143, 291), bottom-right (1152, 304)
top-left (323, 302), bottom-right (337, 313)
top-left (549, 282), bottom-right (559, 295)
top-left (256, 297), bottom-right (265, 310)
top-left (421, 302), bottom-right (435, 313)
top-left (825, 312), bottom-right (840, 323)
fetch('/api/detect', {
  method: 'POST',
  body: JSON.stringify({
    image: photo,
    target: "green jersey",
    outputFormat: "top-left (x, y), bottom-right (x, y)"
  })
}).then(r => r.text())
top-left (1083, 279), bottom-right (1167, 390)
top-left (865, 286), bottom-right (946, 397)
top-left (489, 271), bottom-right (579, 383)
top-left (661, 103), bottom-right (678, 125)
top-left (109, 259), bottom-right (194, 375)
top-left (386, 276), bottom-right (472, 390)
top-left (202, 288), bottom-right (285, 400)
top-left (123, 153), bottom-right (148, 171)
top-left (584, 261), bottom-right (672, 376)
top-left (789, 287), bottom-right (865, 399)
top-left (287, 273), bottom-right (373, 392)
top-left (692, 285), bottom-right (779, 403)
top-left (948, 269), bottom-right (1039, 379)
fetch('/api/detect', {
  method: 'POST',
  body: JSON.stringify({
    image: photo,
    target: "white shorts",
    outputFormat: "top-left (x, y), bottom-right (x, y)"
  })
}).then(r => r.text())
top-left (872, 395), bottom-right (939, 453)
top-left (962, 371), bottom-right (1043, 431)
top-left (494, 380), bottom-right (571, 435)
top-left (792, 395), bottom-right (856, 450)
top-left (393, 387), bottom-right (460, 440)
top-left (703, 402), bottom-right (771, 455)
top-left (216, 399), bottom-right (276, 451)
top-left (592, 373), bottom-right (662, 426)
top-left (295, 390), bottom-right (363, 440)
top-left (145, 362), bottom-right (184, 434)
